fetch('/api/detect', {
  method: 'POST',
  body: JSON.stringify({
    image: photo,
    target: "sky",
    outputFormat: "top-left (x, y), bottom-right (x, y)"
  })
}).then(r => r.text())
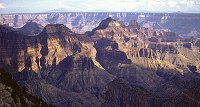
top-left (0, 0), bottom-right (200, 13)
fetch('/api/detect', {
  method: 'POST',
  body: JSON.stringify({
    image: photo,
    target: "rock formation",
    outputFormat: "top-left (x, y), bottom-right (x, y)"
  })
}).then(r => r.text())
top-left (0, 23), bottom-right (114, 106)
top-left (0, 16), bottom-right (200, 107)
top-left (1, 12), bottom-right (200, 35)
top-left (0, 68), bottom-right (54, 107)
top-left (102, 78), bottom-right (200, 107)
top-left (19, 21), bottom-right (43, 36)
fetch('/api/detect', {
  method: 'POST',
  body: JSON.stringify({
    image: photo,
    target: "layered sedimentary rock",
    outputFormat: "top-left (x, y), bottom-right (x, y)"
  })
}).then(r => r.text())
top-left (0, 16), bottom-right (200, 107)
top-left (90, 17), bottom-right (200, 104)
top-left (1, 12), bottom-right (200, 35)
top-left (90, 17), bottom-right (200, 70)
top-left (0, 23), bottom-right (114, 106)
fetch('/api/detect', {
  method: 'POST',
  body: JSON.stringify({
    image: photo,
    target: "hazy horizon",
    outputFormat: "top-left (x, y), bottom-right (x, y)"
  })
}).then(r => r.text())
top-left (0, 0), bottom-right (200, 14)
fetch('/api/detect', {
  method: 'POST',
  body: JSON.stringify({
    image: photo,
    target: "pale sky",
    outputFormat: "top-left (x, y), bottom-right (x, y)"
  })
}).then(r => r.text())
top-left (0, 0), bottom-right (200, 13)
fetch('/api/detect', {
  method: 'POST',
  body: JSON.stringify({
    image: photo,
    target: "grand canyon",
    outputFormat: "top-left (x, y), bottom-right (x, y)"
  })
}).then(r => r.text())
top-left (0, 12), bottom-right (200, 107)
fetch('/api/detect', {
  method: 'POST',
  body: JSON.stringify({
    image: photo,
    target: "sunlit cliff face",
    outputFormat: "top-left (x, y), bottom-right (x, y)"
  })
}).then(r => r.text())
top-left (0, 14), bottom-right (200, 107)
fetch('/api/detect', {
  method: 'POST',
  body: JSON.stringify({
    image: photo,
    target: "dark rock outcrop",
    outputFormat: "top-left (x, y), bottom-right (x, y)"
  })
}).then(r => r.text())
top-left (102, 78), bottom-right (200, 107)
top-left (19, 21), bottom-right (43, 36)
top-left (0, 68), bottom-right (54, 107)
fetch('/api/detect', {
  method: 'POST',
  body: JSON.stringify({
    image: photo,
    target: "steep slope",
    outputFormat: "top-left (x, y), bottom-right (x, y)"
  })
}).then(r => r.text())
top-left (102, 78), bottom-right (200, 107)
top-left (90, 17), bottom-right (200, 98)
top-left (0, 68), bottom-right (54, 107)
top-left (1, 17), bottom-right (200, 107)
top-left (0, 24), bottom-right (114, 106)
top-left (19, 21), bottom-right (43, 36)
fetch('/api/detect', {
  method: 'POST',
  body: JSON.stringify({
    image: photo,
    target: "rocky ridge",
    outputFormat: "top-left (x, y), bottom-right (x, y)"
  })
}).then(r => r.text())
top-left (0, 17), bottom-right (200, 107)
top-left (19, 21), bottom-right (43, 36)
top-left (1, 12), bottom-right (200, 35)
top-left (0, 68), bottom-right (55, 107)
